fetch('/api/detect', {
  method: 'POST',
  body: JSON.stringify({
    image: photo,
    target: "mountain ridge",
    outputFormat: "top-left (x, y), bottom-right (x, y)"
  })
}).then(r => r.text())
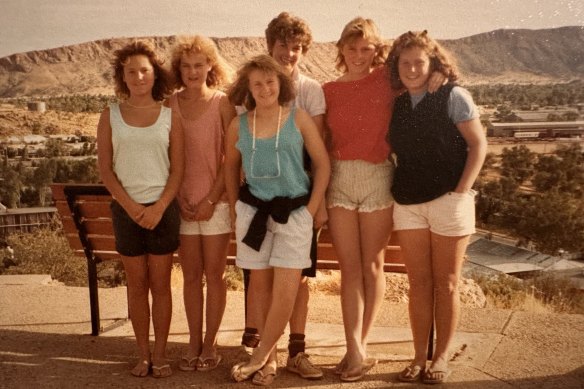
top-left (1, 26), bottom-right (582, 98)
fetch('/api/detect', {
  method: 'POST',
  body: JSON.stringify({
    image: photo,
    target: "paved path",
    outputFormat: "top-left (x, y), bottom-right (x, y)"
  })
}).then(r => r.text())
top-left (0, 276), bottom-right (583, 388)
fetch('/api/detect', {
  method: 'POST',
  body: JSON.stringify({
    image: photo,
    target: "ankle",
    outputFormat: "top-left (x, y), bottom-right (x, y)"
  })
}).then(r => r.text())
top-left (288, 333), bottom-right (306, 358)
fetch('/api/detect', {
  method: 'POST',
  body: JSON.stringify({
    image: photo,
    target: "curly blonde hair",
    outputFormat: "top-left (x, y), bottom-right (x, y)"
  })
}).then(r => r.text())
top-left (111, 40), bottom-right (172, 101)
top-left (170, 35), bottom-right (232, 89)
top-left (227, 55), bottom-right (295, 111)
top-left (386, 30), bottom-right (459, 90)
top-left (335, 17), bottom-right (388, 73)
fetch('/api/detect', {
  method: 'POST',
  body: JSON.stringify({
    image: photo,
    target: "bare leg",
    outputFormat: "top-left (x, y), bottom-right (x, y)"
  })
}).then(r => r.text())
top-left (236, 267), bottom-right (302, 377)
top-left (327, 206), bottom-right (365, 373)
top-left (179, 235), bottom-right (204, 358)
top-left (398, 229), bottom-right (433, 368)
top-left (148, 253), bottom-right (173, 367)
top-left (122, 255), bottom-right (151, 375)
top-left (288, 277), bottom-right (309, 334)
top-left (429, 233), bottom-right (469, 376)
top-left (200, 233), bottom-right (230, 359)
top-left (358, 207), bottom-right (392, 350)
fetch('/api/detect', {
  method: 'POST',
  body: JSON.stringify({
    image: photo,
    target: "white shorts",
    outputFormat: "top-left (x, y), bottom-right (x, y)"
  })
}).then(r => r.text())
top-left (235, 200), bottom-right (313, 270)
top-left (393, 190), bottom-right (477, 237)
top-left (180, 202), bottom-right (232, 236)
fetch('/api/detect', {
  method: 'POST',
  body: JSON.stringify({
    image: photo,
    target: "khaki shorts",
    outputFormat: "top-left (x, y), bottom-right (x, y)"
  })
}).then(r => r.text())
top-left (180, 202), bottom-right (232, 236)
top-left (393, 189), bottom-right (477, 236)
top-left (326, 159), bottom-right (394, 212)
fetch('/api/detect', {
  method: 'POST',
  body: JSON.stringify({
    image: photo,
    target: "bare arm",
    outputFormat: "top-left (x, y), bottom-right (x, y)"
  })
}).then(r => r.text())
top-left (454, 118), bottom-right (487, 193)
top-left (194, 95), bottom-right (237, 221)
top-left (297, 109), bottom-right (330, 217)
top-left (224, 115), bottom-right (242, 227)
top-left (309, 113), bottom-right (328, 228)
top-left (96, 108), bottom-right (145, 222)
top-left (140, 110), bottom-right (185, 229)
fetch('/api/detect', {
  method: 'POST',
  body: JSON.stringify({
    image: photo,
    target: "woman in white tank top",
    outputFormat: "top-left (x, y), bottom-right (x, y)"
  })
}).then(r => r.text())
top-left (97, 41), bottom-right (184, 379)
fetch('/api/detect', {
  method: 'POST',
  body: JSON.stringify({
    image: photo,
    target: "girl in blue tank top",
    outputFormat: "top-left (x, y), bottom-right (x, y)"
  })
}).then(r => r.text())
top-left (224, 55), bottom-right (330, 383)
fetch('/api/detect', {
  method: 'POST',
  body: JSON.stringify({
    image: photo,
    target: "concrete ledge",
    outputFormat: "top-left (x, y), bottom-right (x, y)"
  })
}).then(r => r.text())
top-left (0, 274), bottom-right (52, 285)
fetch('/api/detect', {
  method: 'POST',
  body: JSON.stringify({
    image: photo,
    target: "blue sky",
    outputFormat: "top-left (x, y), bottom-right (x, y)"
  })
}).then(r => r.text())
top-left (1, 0), bottom-right (583, 57)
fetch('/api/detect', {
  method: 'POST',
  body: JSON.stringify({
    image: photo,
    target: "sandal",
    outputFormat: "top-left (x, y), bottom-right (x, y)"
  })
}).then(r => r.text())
top-left (340, 365), bottom-right (365, 382)
top-left (151, 364), bottom-right (172, 378)
top-left (398, 364), bottom-right (424, 382)
top-left (362, 357), bottom-right (377, 373)
top-left (197, 354), bottom-right (222, 372)
top-left (423, 367), bottom-right (451, 384)
top-left (130, 360), bottom-right (151, 377)
top-left (178, 355), bottom-right (198, 372)
top-left (333, 356), bottom-right (347, 375)
top-left (252, 365), bottom-right (277, 386)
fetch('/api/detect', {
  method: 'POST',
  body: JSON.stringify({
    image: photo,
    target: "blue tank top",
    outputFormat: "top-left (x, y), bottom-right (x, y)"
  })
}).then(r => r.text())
top-left (236, 107), bottom-right (310, 201)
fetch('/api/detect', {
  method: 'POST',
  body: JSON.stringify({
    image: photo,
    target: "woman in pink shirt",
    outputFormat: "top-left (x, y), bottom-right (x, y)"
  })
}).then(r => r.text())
top-left (169, 35), bottom-right (236, 372)
top-left (323, 18), bottom-right (443, 382)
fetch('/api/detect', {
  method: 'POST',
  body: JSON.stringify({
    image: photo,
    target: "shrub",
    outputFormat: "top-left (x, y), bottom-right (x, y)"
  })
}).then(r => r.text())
top-left (472, 272), bottom-right (584, 314)
top-left (4, 223), bottom-right (87, 286)
top-left (473, 273), bottom-right (527, 310)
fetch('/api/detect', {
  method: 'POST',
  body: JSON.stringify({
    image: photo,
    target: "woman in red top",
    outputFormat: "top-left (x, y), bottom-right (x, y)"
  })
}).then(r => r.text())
top-left (323, 18), bottom-right (443, 382)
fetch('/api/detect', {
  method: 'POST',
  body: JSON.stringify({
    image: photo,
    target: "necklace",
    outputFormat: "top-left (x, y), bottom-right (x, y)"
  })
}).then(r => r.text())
top-left (124, 101), bottom-right (160, 109)
top-left (252, 106), bottom-right (282, 149)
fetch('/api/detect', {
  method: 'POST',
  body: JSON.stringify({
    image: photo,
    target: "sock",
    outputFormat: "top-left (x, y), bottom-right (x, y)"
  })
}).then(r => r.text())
top-left (288, 333), bottom-right (306, 358)
top-left (242, 327), bottom-right (260, 348)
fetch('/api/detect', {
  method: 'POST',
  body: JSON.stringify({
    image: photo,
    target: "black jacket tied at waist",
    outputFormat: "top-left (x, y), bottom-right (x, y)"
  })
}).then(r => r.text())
top-left (239, 184), bottom-right (310, 251)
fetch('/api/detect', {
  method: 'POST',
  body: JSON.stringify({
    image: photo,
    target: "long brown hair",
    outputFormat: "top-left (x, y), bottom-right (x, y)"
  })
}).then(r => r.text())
top-left (111, 40), bottom-right (172, 101)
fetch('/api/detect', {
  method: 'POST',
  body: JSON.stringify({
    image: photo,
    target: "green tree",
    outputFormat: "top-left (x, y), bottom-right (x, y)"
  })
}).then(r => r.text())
top-left (30, 159), bottom-right (57, 206)
top-left (44, 139), bottom-right (68, 158)
top-left (0, 169), bottom-right (23, 207)
top-left (500, 146), bottom-right (535, 184)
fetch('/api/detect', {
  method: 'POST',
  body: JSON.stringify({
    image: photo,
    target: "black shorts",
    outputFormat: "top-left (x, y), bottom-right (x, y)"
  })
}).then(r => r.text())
top-left (301, 228), bottom-right (319, 278)
top-left (111, 199), bottom-right (180, 257)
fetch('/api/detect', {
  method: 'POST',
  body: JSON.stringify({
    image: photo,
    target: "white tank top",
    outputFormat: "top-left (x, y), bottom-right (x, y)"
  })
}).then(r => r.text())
top-left (110, 103), bottom-right (171, 204)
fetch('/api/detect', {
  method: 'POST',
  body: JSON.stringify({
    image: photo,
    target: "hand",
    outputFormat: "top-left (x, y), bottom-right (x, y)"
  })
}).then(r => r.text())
top-left (194, 199), bottom-right (215, 221)
top-left (427, 71), bottom-right (447, 93)
top-left (229, 206), bottom-right (237, 230)
top-left (180, 206), bottom-right (197, 222)
top-left (128, 203), bottom-right (146, 224)
top-left (138, 203), bottom-right (165, 230)
top-left (313, 203), bottom-right (328, 229)
top-left (178, 197), bottom-right (197, 221)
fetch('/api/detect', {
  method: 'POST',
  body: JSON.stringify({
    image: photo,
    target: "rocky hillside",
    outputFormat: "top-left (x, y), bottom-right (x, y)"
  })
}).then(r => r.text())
top-left (0, 26), bottom-right (582, 97)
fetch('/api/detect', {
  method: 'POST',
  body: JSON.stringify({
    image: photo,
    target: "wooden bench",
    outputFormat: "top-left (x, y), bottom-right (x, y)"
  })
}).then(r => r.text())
top-left (50, 183), bottom-right (419, 343)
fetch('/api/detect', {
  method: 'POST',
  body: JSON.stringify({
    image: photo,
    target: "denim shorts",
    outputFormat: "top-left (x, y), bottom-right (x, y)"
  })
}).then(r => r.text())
top-left (111, 199), bottom-right (180, 257)
top-left (393, 190), bottom-right (477, 236)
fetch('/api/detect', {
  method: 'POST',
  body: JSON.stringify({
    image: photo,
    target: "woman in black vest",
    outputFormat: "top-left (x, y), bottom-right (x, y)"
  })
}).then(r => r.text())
top-left (386, 31), bottom-right (487, 384)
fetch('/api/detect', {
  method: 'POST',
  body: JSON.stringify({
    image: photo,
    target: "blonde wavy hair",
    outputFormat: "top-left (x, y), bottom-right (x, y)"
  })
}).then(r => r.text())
top-left (170, 35), bottom-right (232, 89)
top-left (335, 17), bottom-right (388, 73)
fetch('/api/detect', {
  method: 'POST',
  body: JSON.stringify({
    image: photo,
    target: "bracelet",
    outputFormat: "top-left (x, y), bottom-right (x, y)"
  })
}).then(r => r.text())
top-left (207, 198), bottom-right (216, 205)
